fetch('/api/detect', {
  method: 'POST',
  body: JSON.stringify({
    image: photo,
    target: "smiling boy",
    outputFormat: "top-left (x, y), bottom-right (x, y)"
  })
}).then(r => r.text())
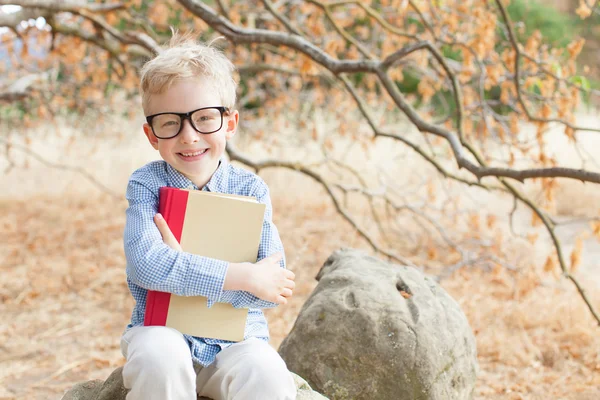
top-left (120, 34), bottom-right (297, 400)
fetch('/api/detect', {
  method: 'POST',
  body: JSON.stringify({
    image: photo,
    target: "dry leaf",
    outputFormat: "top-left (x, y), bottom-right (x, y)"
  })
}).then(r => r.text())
top-left (591, 221), bottom-right (600, 241)
top-left (531, 211), bottom-right (542, 227)
top-left (570, 237), bottom-right (583, 274)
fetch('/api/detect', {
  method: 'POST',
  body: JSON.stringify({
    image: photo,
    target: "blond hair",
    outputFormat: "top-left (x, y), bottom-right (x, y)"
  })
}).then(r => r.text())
top-left (139, 32), bottom-right (237, 114)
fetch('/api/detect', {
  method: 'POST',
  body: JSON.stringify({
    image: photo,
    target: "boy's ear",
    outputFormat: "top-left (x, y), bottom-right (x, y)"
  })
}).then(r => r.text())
top-left (143, 123), bottom-right (159, 150)
top-left (225, 110), bottom-right (239, 140)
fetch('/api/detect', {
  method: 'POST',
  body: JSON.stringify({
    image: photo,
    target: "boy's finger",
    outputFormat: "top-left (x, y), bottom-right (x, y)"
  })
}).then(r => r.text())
top-left (154, 214), bottom-right (172, 237)
top-left (285, 270), bottom-right (295, 280)
top-left (285, 279), bottom-right (295, 290)
top-left (266, 252), bottom-right (283, 262)
top-left (154, 214), bottom-right (181, 249)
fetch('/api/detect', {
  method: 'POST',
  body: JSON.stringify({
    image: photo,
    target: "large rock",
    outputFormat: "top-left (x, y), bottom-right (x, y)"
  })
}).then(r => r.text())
top-left (61, 366), bottom-right (328, 400)
top-left (279, 248), bottom-right (478, 400)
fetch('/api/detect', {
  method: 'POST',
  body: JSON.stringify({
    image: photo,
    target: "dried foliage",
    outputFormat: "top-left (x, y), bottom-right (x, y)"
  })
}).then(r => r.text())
top-left (0, 164), bottom-right (599, 398)
top-left (2, 0), bottom-right (599, 322)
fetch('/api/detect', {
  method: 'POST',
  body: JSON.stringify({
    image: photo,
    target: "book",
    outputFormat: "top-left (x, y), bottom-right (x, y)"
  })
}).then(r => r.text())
top-left (143, 186), bottom-right (266, 342)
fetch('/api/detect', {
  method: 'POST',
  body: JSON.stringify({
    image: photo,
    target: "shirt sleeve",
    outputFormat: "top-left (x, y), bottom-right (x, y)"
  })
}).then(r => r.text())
top-left (218, 178), bottom-right (285, 309)
top-left (123, 175), bottom-right (229, 302)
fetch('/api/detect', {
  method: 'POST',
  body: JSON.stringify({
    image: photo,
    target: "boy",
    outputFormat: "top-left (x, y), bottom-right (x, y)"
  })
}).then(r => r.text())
top-left (121, 33), bottom-right (297, 400)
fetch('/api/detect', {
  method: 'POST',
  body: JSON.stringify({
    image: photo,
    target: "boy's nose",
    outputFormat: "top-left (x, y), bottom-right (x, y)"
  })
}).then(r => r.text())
top-left (179, 119), bottom-right (200, 144)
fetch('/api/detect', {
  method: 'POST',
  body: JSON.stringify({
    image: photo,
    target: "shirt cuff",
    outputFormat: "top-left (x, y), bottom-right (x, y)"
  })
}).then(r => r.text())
top-left (185, 257), bottom-right (229, 304)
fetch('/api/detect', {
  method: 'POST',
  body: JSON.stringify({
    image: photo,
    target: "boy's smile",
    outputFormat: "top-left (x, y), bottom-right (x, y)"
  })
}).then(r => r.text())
top-left (179, 149), bottom-right (208, 158)
top-left (143, 78), bottom-right (238, 188)
top-left (177, 147), bottom-right (209, 161)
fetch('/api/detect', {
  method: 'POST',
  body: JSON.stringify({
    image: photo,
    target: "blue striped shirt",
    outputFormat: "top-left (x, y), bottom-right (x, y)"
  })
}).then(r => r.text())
top-left (123, 158), bottom-right (285, 366)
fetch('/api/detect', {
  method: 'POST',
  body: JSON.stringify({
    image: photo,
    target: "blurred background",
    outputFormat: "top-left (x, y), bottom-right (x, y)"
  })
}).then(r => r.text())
top-left (1, 0), bottom-right (600, 399)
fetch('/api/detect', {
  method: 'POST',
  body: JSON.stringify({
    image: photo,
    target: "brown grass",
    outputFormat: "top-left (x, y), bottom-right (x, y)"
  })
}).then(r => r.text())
top-left (1, 190), bottom-right (599, 400)
top-left (1, 114), bottom-right (600, 399)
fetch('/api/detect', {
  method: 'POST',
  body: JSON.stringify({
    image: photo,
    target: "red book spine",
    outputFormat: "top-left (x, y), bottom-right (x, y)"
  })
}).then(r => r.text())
top-left (143, 187), bottom-right (190, 327)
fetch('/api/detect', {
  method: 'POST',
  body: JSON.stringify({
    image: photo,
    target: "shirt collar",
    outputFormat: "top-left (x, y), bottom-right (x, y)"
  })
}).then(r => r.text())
top-left (166, 157), bottom-right (229, 192)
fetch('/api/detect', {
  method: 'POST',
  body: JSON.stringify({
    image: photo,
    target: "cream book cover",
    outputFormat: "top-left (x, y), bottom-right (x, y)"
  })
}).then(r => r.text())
top-left (162, 189), bottom-right (266, 342)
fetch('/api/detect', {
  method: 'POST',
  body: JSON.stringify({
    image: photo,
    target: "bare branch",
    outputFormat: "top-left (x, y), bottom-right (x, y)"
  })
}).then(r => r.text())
top-left (521, 53), bottom-right (600, 98)
top-left (48, 21), bottom-right (127, 71)
top-left (226, 142), bottom-right (416, 267)
top-left (494, 0), bottom-right (600, 134)
top-left (122, 31), bottom-right (162, 55)
top-left (180, 1), bottom-right (600, 186)
top-left (0, 73), bottom-right (49, 104)
top-left (328, 160), bottom-right (390, 246)
top-left (0, 6), bottom-right (52, 30)
top-left (0, 0), bottom-right (124, 13)
top-left (0, 139), bottom-right (120, 199)
top-left (407, 0), bottom-right (436, 38)
top-left (568, 275), bottom-right (600, 325)
top-left (306, 0), bottom-right (376, 59)
top-left (380, 40), bottom-right (465, 141)
top-left (215, 0), bottom-right (230, 17)
top-left (338, 74), bottom-right (504, 191)
top-left (474, 165), bottom-right (600, 184)
top-left (238, 63), bottom-right (335, 83)
top-left (0, 91), bottom-right (28, 102)
top-left (4, 0), bottom-right (597, 326)
top-left (77, 9), bottom-right (159, 55)
top-left (260, 0), bottom-right (304, 36)
top-left (356, 1), bottom-right (418, 40)
top-left (177, 0), bottom-right (379, 74)
top-left (501, 177), bottom-right (600, 326)
top-left (0, 2), bottom-right (157, 59)
top-left (376, 71), bottom-right (600, 184)
top-left (436, 254), bottom-right (517, 282)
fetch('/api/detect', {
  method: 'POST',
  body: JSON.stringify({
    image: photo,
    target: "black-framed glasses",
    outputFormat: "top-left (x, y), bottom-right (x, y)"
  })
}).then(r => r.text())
top-left (146, 106), bottom-right (230, 139)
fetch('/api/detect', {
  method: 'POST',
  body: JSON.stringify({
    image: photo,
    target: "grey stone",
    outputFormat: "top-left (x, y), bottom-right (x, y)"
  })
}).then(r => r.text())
top-left (278, 248), bottom-right (478, 400)
top-left (294, 373), bottom-right (329, 399)
top-left (60, 380), bottom-right (103, 400)
top-left (61, 366), bottom-right (327, 399)
top-left (94, 367), bottom-right (128, 400)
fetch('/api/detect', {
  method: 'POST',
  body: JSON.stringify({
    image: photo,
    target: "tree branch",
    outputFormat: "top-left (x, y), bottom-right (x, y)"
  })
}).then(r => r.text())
top-left (0, 0), bottom-right (124, 13)
top-left (260, 0), bottom-right (304, 36)
top-left (338, 74), bottom-right (504, 191)
top-left (494, 0), bottom-right (600, 134)
top-left (376, 70), bottom-right (600, 184)
top-left (0, 73), bottom-right (49, 104)
top-left (177, 0), bottom-right (379, 74)
top-left (0, 139), bottom-right (120, 199)
top-left (237, 63), bottom-right (335, 83)
top-left (0, 6), bottom-right (52, 30)
top-left (226, 142), bottom-right (416, 267)
top-left (176, 0), bottom-right (600, 325)
top-left (306, 0), bottom-right (376, 59)
top-left (214, 0), bottom-right (230, 17)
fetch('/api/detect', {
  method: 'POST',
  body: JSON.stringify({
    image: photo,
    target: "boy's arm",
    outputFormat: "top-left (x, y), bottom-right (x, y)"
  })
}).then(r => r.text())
top-left (124, 176), bottom-right (229, 301)
top-left (219, 179), bottom-right (288, 309)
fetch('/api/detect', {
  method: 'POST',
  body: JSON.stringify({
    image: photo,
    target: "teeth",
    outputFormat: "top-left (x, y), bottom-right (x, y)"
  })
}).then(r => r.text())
top-left (181, 149), bottom-right (207, 157)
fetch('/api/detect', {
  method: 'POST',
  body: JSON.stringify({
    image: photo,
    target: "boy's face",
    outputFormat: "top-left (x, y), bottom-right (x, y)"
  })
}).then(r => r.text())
top-left (143, 78), bottom-right (238, 187)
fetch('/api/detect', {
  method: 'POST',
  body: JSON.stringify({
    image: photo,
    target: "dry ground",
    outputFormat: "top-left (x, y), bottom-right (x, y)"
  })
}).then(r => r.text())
top-left (1, 112), bottom-right (599, 400)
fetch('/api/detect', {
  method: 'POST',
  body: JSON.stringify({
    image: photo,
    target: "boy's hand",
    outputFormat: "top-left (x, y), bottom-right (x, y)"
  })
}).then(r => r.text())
top-left (244, 252), bottom-right (295, 305)
top-left (154, 213), bottom-right (182, 251)
top-left (156, 214), bottom-right (295, 305)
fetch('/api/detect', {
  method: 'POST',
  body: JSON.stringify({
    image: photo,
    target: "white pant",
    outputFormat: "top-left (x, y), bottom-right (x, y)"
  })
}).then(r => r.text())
top-left (120, 326), bottom-right (297, 400)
